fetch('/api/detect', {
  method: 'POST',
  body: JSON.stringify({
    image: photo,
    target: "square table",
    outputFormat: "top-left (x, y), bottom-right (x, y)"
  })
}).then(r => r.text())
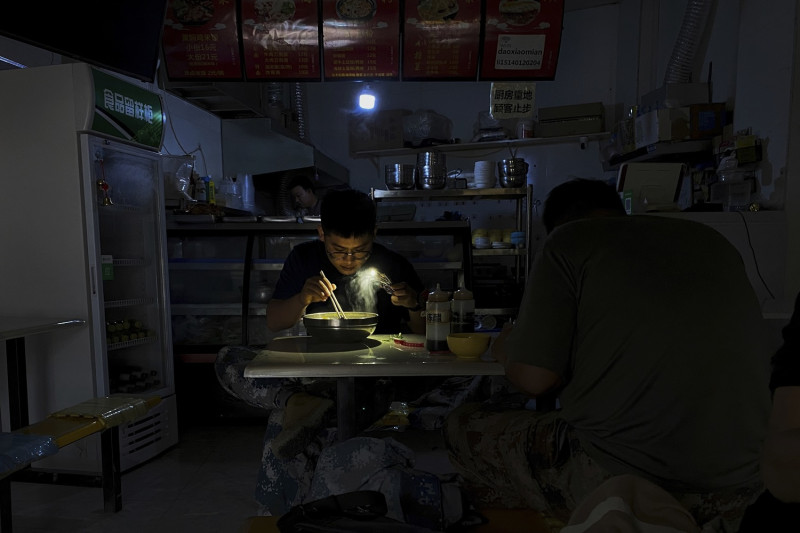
top-left (244, 334), bottom-right (504, 439)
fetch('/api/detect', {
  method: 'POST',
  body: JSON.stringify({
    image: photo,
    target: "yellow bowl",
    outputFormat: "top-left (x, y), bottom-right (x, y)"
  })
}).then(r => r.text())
top-left (447, 332), bottom-right (491, 359)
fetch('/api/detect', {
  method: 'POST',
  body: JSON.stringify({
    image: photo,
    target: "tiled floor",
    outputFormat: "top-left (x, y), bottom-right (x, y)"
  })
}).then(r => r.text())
top-left (8, 418), bottom-right (269, 533)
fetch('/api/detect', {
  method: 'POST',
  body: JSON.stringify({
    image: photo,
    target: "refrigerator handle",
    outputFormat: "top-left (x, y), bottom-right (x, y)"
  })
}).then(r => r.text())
top-left (90, 265), bottom-right (97, 295)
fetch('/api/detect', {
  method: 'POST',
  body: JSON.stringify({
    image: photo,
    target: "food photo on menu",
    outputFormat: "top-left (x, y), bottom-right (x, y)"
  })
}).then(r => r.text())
top-left (497, 0), bottom-right (542, 27)
top-left (169, 0), bottom-right (216, 26)
top-left (254, 0), bottom-right (297, 22)
top-left (335, 0), bottom-right (377, 21)
top-left (416, 0), bottom-right (459, 21)
top-left (239, 0), bottom-right (322, 81)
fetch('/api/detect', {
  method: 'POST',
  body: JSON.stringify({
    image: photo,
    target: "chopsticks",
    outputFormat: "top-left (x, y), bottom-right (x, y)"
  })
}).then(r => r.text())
top-left (319, 270), bottom-right (346, 319)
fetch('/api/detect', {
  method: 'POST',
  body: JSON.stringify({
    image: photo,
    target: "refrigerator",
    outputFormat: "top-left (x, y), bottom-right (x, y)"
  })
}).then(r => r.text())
top-left (0, 63), bottom-right (178, 473)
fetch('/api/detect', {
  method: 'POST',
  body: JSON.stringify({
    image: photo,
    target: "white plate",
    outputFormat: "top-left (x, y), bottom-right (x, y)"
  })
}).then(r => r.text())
top-left (492, 242), bottom-right (513, 248)
top-left (474, 243), bottom-right (492, 249)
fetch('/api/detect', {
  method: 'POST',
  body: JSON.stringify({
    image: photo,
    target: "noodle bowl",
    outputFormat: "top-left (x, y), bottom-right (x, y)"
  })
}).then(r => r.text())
top-left (303, 312), bottom-right (378, 343)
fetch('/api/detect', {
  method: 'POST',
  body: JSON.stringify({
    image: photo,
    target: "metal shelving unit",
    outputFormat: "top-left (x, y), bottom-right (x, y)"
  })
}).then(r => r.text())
top-left (371, 186), bottom-right (533, 317)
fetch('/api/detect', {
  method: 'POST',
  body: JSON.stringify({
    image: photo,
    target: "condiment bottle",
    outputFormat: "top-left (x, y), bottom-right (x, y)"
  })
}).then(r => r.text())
top-left (451, 286), bottom-right (475, 333)
top-left (207, 177), bottom-right (216, 205)
top-left (194, 176), bottom-right (207, 202)
top-left (425, 283), bottom-right (451, 353)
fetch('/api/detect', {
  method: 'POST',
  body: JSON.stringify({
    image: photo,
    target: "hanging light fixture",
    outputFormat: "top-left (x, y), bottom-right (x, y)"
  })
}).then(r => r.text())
top-left (357, 84), bottom-right (376, 111)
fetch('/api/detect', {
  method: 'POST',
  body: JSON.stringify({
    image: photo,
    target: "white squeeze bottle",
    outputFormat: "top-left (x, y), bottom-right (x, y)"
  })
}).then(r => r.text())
top-left (425, 284), bottom-right (451, 353)
top-left (451, 286), bottom-right (475, 333)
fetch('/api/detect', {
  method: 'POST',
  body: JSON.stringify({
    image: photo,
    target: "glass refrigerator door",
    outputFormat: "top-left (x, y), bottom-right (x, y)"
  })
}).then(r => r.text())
top-left (81, 135), bottom-right (174, 396)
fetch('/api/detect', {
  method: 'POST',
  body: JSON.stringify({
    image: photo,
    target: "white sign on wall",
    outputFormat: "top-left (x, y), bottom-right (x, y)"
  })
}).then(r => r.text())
top-left (489, 82), bottom-right (536, 119)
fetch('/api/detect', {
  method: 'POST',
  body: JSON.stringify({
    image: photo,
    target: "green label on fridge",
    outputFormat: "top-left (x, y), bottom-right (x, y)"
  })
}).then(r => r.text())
top-left (101, 255), bottom-right (114, 281)
top-left (90, 68), bottom-right (165, 149)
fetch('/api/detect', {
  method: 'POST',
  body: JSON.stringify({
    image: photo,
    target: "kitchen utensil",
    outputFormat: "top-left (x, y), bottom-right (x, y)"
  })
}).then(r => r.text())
top-left (498, 158), bottom-right (528, 176)
top-left (302, 311), bottom-right (379, 343)
top-left (417, 173), bottom-right (448, 189)
top-left (415, 151), bottom-right (448, 189)
top-left (319, 270), bottom-right (346, 319)
top-left (416, 151), bottom-right (446, 168)
top-left (498, 173), bottom-right (527, 188)
top-left (384, 164), bottom-right (416, 190)
top-left (446, 332), bottom-right (491, 358)
top-left (497, 158), bottom-right (529, 188)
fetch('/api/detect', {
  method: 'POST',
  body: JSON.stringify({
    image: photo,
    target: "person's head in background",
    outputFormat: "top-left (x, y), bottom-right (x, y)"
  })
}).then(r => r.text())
top-left (317, 188), bottom-right (377, 276)
top-left (287, 174), bottom-right (318, 211)
top-left (542, 178), bottom-right (627, 234)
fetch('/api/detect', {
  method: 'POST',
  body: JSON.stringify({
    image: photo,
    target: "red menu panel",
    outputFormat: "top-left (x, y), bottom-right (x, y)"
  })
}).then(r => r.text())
top-left (322, 0), bottom-right (401, 80)
top-left (480, 0), bottom-right (564, 81)
top-left (402, 0), bottom-right (481, 80)
top-left (241, 0), bottom-right (322, 80)
top-left (162, 0), bottom-right (244, 80)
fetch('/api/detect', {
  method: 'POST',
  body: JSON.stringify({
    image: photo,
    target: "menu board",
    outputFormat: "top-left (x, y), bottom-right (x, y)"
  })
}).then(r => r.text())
top-left (480, 0), bottom-right (564, 81)
top-left (241, 0), bottom-right (322, 80)
top-left (162, 0), bottom-right (243, 80)
top-left (321, 0), bottom-right (401, 80)
top-left (402, 0), bottom-right (481, 80)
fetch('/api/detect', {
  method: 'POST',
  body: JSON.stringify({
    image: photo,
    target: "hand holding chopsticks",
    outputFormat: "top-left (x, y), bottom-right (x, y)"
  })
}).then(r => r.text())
top-left (319, 270), bottom-right (346, 319)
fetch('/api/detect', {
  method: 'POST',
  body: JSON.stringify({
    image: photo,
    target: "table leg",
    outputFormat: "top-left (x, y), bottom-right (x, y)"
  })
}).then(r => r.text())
top-left (101, 427), bottom-right (122, 513)
top-left (336, 377), bottom-right (356, 441)
top-left (1, 476), bottom-right (12, 532)
top-left (6, 338), bottom-right (28, 430)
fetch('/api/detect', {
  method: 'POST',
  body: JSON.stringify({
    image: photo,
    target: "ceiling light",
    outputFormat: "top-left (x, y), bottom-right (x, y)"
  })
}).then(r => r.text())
top-left (358, 84), bottom-right (376, 111)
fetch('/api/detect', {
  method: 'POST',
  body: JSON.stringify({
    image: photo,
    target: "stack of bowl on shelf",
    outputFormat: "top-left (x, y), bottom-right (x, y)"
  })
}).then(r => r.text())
top-left (497, 158), bottom-right (529, 188)
top-left (468, 160), bottom-right (496, 188)
top-left (472, 227), bottom-right (526, 249)
top-left (472, 228), bottom-right (491, 249)
top-left (416, 151), bottom-right (448, 189)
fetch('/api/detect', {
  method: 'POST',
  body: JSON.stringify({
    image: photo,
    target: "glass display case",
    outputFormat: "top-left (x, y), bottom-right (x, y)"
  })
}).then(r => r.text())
top-left (166, 219), bottom-right (473, 358)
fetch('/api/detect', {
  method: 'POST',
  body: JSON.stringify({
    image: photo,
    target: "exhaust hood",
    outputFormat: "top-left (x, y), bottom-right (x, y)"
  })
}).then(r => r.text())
top-left (221, 118), bottom-right (349, 185)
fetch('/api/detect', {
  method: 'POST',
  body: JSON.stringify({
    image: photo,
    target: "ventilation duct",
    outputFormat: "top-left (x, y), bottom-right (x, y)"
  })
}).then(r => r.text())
top-left (663, 0), bottom-right (714, 84)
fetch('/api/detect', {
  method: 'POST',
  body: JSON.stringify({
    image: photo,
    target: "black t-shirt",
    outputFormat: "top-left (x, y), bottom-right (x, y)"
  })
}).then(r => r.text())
top-left (272, 240), bottom-right (424, 334)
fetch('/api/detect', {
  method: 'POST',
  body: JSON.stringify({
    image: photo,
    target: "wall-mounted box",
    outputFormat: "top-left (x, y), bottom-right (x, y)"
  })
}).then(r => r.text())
top-left (536, 102), bottom-right (604, 137)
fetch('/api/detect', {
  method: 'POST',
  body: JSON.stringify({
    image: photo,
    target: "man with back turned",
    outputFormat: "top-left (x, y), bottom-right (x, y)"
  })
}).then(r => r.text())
top-left (443, 178), bottom-right (771, 531)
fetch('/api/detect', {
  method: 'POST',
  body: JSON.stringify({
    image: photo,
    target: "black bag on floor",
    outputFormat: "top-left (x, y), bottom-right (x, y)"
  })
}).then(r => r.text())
top-left (276, 490), bottom-right (438, 532)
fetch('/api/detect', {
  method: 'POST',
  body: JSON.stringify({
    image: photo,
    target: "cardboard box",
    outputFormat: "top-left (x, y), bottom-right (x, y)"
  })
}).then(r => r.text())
top-left (348, 110), bottom-right (406, 153)
top-left (689, 103), bottom-right (727, 139)
top-left (536, 102), bottom-right (604, 137)
top-left (634, 107), bottom-right (690, 149)
top-left (634, 103), bottom-right (727, 149)
top-left (640, 83), bottom-right (710, 111)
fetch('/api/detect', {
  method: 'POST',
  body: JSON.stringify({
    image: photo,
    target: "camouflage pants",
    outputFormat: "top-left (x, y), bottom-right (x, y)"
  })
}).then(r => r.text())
top-left (443, 401), bottom-right (612, 524)
top-left (443, 402), bottom-right (763, 530)
top-left (215, 346), bottom-right (337, 515)
top-left (214, 346), bottom-right (481, 516)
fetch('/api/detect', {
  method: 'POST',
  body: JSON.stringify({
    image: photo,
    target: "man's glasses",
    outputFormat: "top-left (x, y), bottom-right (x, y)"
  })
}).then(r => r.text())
top-left (326, 249), bottom-right (371, 261)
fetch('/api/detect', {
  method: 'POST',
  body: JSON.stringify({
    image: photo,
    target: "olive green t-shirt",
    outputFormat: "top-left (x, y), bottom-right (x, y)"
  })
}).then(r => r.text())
top-left (507, 215), bottom-right (771, 491)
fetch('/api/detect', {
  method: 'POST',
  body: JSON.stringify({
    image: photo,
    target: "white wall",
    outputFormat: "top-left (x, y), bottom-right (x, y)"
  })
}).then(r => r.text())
top-left (1, 0), bottom-right (797, 307)
top-left (305, 4), bottom-right (621, 196)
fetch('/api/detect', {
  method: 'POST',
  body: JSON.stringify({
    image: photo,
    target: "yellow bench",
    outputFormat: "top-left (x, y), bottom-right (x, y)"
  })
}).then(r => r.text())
top-left (1, 395), bottom-right (161, 532)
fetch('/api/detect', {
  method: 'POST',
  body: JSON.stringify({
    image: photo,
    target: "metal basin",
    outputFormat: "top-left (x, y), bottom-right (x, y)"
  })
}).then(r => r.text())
top-left (303, 312), bottom-right (378, 343)
top-left (385, 164), bottom-right (416, 190)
